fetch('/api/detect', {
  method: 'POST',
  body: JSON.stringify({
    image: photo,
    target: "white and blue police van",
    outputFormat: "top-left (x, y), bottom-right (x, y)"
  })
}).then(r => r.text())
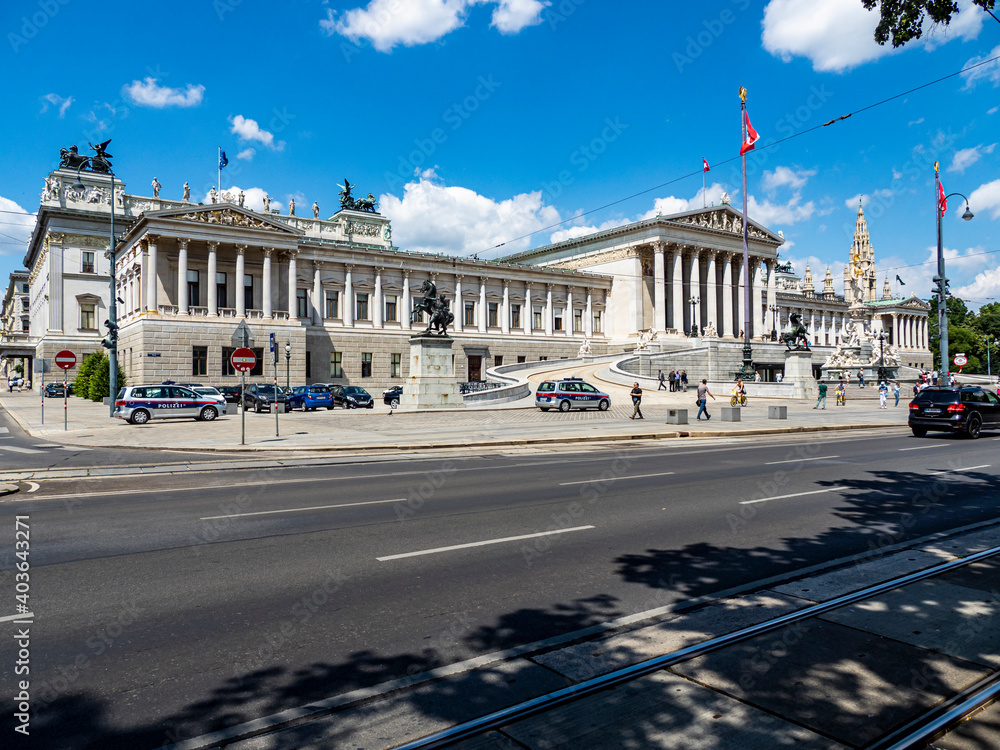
top-left (114, 385), bottom-right (223, 425)
top-left (535, 377), bottom-right (611, 412)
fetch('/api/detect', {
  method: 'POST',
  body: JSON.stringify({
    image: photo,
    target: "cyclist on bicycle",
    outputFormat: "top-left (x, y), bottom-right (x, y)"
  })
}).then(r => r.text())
top-left (731, 378), bottom-right (747, 406)
top-left (835, 381), bottom-right (846, 406)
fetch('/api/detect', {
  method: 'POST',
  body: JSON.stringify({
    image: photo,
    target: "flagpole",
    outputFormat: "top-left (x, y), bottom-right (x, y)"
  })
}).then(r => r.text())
top-left (703, 169), bottom-right (706, 208)
top-left (218, 146), bottom-right (222, 195)
top-left (739, 86), bottom-right (754, 379)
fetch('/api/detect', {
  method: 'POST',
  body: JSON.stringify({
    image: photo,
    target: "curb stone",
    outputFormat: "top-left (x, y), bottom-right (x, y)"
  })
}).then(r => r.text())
top-left (0, 483), bottom-right (20, 496)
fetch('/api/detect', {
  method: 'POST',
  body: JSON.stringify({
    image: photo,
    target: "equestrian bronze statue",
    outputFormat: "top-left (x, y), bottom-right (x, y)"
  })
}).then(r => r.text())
top-left (410, 279), bottom-right (454, 336)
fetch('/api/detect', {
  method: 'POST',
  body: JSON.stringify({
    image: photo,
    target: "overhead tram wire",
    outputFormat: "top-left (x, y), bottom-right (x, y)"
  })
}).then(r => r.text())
top-left (473, 51), bottom-right (1000, 258)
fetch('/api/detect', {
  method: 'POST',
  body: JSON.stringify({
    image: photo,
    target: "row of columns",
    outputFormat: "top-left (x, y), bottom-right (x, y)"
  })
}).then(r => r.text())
top-left (893, 313), bottom-right (928, 349)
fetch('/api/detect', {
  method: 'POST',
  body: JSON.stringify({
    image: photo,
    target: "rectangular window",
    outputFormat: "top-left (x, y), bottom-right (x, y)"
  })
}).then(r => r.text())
top-left (385, 295), bottom-right (397, 322)
top-left (192, 346), bottom-right (207, 376)
top-left (356, 293), bottom-right (369, 321)
top-left (464, 303), bottom-right (476, 327)
top-left (554, 310), bottom-right (563, 331)
top-left (216, 272), bottom-right (227, 308)
top-left (411, 298), bottom-right (424, 323)
top-left (510, 304), bottom-right (521, 329)
top-left (296, 288), bottom-right (308, 318)
top-left (80, 302), bottom-right (96, 330)
top-left (22, 299), bottom-right (30, 311)
top-left (361, 352), bottom-right (372, 378)
top-left (22, 283), bottom-right (29, 293)
top-left (82, 251), bottom-right (95, 274)
top-left (593, 311), bottom-right (602, 333)
top-left (390, 353), bottom-right (401, 378)
top-left (222, 347), bottom-right (263, 376)
top-left (325, 291), bottom-right (339, 319)
top-left (574, 309), bottom-right (583, 332)
top-left (243, 274), bottom-right (254, 311)
top-left (488, 302), bottom-right (498, 328)
top-left (517, 355), bottom-right (526, 363)
top-left (539, 356), bottom-right (548, 361)
top-left (494, 355), bottom-right (503, 367)
top-left (330, 351), bottom-right (343, 379)
top-left (187, 269), bottom-right (200, 307)
top-left (533, 307), bottom-right (542, 329)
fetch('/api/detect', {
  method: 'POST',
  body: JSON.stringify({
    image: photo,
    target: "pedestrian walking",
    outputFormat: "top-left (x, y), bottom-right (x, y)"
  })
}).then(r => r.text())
top-left (695, 379), bottom-right (715, 420)
top-left (674, 371), bottom-right (681, 391)
top-left (857, 369), bottom-right (866, 388)
top-left (878, 380), bottom-right (888, 409)
top-left (893, 381), bottom-right (900, 407)
top-left (813, 380), bottom-right (827, 409)
top-left (681, 370), bottom-right (688, 392)
top-left (630, 382), bottom-right (644, 419)
top-left (949, 373), bottom-right (956, 387)
top-left (657, 370), bottom-right (666, 390)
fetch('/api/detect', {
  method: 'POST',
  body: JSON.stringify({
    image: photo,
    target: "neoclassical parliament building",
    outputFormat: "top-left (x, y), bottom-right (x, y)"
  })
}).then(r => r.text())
top-left (1, 158), bottom-right (931, 388)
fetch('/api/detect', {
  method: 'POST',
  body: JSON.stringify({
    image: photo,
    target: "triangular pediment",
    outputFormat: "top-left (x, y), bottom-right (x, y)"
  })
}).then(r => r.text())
top-left (659, 205), bottom-right (783, 243)
top-left (144, 203), bottom-right (303, 236)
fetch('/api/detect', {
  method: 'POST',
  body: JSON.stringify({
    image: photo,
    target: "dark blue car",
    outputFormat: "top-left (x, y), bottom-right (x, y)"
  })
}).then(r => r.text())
top-left (287, 385), bottom-right (335, 411)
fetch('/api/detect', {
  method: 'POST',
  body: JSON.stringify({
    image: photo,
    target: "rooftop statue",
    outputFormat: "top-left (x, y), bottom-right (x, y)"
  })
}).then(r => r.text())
top-left (59, 139), bottom-right (113, 172)
top-left (338, 178), bottom-right (356, 209)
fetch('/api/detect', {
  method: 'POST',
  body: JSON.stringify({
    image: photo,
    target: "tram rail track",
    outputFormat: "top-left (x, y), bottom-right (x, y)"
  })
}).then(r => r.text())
top-left (393, 543), bottom-right (1000, 750)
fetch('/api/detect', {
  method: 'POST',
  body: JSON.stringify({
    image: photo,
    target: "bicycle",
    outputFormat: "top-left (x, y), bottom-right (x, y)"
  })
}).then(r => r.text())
top-left (836, 390), bottom-right (846, 406)
top-left (730, 390), bottom-right (747, 407)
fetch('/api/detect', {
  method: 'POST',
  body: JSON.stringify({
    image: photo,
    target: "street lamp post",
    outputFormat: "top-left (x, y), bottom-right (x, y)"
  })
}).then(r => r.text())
top-left (768, 304), bottom-right (779, 341)
top-left (934, 161), bottom-right (974, 383)
top-left (71, 146), bottom-right (118, 417)
top-left (985, 336), bottom-right (998, 385)
top-left (284, 340), bottom-right (291, 391)
top-left (876, 330), bottom-right (889, 383)
top-left (689, 295), bottom-right (700, 337)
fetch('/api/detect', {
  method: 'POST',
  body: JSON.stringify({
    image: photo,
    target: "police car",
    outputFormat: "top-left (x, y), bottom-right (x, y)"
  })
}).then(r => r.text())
top-left (535, 378), bottom-right (611, 412)
top-left (114, 385), bottom-right (224, 425)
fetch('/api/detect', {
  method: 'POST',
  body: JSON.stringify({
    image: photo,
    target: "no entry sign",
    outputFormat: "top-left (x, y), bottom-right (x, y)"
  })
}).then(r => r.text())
top-left (231, 347), bottom-right (257, 373)
top-left (55, 350), bottom-right (77, 370)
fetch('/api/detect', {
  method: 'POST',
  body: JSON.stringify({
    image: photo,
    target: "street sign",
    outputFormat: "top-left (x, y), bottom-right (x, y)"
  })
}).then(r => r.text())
top-left (54, 350), bottom-right (77, 370)
top-left (231, 348), bottom-right (257, 373)
top-left (953, 354), bottom-right (968, 367)
top-left (270, 332), bottom-right (276, 363)
top-left (231, 320), bottom-right (254, 347)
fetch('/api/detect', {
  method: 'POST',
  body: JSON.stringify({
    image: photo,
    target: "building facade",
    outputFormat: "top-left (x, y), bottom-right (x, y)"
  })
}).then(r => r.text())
top-left (0, 271), bottom-right (31, 379)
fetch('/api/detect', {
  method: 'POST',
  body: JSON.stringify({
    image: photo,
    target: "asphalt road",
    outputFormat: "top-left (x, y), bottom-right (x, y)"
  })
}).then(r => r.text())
top-left (2, 428), bottom-right (999, 749)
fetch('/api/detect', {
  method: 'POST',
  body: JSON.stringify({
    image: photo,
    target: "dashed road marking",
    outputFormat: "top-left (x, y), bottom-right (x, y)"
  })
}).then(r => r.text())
top-left (377, 526), bottom-right (596, 562)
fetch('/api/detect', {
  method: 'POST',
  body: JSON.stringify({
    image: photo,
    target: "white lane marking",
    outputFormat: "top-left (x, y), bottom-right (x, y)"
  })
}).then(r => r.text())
top-left (765, 455), bottom-right (839, 466)
top-left (740, 487), bottom-right (847, 505)
top-left (56, 446), bottom-right (91, 451)
top-left (25, 482), bottom-right (39, 493)
top-left (0, 427), bottom-right (8, 434)
top-left (377, 526), bottom-right (596, 562)
top-left (899, 444), bottom-right (943, 451)
top-left (559, 471), bottom-right (675, 486)
top-left (0, 445), bottom-right (42, 454)
top-left (0, 612), bottom-right (33, 623)
top-left (928, 464), bottom-right (991, 476)
top-left (201, 497), bottom-right (408, 520)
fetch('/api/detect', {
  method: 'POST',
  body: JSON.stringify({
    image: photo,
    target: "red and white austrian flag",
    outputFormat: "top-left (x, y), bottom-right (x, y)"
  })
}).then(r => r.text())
top-left (702, 158), bottom-right (710, 172)
top-left (740, 110), bottom-right (759, 156)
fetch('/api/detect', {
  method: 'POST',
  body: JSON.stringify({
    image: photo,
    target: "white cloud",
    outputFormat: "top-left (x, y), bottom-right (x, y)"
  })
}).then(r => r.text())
top-left (908, 117), bottom-right (925, 126)
top-left (236, 148), bottom-right (256, 161)
top-left (989, 106), bottom-right (999, 115)
top-left (200, 186), bottom-right (282, 213)
top-left (550, 218), bottom-right (629, 244)
top-left (229, 115), bottom-right (285, 151)
top-left (322, 0), bottom-right (547, 51)
top-left (762, 0), bottom-right (983, 73)
top-left (39, 93), bottom-right (73, 117)
top-left (639, 183), bottom-right (730, 220)
top-left (844, 189), bottom-right (893, 209)
top-left (748, 193), bottom-right (816, 226)
top-left (762, 166), bottom-right (816, 191)
top-left (379, 170), bottom-right (560, 256)
top-left (948, 143), bottom-right (996, 172)
top-left (0, 196), bottom-right (36, 257)
top-left (961, 43), bottom-right (1000, 88)
top-left (122, 78), bottom-right (205, 108)
top-left (954, 266), bottom-right (1000, 301)
top-left (970, 178), bottom-right (1000, 219)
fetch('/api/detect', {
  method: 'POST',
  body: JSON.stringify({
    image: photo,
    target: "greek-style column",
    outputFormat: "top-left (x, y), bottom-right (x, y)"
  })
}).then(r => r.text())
top-left (545, 284), bottom-right (553, 335)
top-left (137, 239), bottom-right (148, 313)
top-left (146, 235), bottom-right (158, 312)
top-left (177, 239), bottom-right (189, 314)
top-left (287, 250), bottom-right (298, 318)
top-left (752, 261), bottom-right (764, 338)
top-left (207, 241), bottom-right (219, 316)
top-left (653, 242), bottom-right (666, 332)
top-left (766, 260), bottom-right (777, 334)
top-left (314, 261), bottom-right (325, 325)
top-left (908, 316), bottom-right (914, 349)
top-left (892, 313), bottom-right (899, 347)
top-left (705, 250), bottom-right (717, 334)
top-left (585, 288), bottom-right (593, 337)
top-left (502, 282), bottom-right (510, 334)
top-left (688, 247), bottom-right (704, 333)
top-left (565, 287), bottom-right (574, 335)
top-left (261, 247), bottom-right (273, 318)
top-left (343, 264), bottom-right (353, 327)
top-left (523, 284), bottom-right (532, 335)
top-left (479, 277), bottom-right (488, 333)
top-left (922, 318), bottom-right (928, 349)
top-left (453, 275), bottom-right (463, 332)
top-left (372, 266), bottom-right (383, 328)
top-left (721, 253), bottom-right (733, 337)
top-left (235, 244), bottom-right (246, 316)
top-left (671, 246), bottom-right (684, 333)
top-left (401, 271), bottom-right (411, 330)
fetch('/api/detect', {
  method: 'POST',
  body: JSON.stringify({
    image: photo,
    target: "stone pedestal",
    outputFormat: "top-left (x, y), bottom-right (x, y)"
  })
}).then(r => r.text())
top-left (768, 405), bottom-right (788, 420)
top-left (784, 350), bottom-right (817, 400)
top-left (666, 408), bottom-right (688, 425)
top-left (721, 407), bottom-right (741, 422)
top-left (399, 334), bottom-right (464, 410)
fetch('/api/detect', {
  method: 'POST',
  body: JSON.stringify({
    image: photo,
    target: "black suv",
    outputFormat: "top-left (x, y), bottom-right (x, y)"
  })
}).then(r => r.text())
top-left (908, 385), bottom-right (1000, 439)
top-left (241, 383), bottom-right (290, 413)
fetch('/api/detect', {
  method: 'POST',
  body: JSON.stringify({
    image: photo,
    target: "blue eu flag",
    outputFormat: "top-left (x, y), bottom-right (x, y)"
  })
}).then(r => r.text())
top-left (219, 150), bottom-right (229, 169)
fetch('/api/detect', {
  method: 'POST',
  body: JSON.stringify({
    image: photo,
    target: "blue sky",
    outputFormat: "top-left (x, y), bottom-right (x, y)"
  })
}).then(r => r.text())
top-left (2, 0), bottom-right (999, 305)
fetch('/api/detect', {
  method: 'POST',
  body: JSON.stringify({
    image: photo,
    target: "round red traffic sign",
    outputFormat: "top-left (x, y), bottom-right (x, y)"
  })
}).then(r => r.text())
top-left (231, 347), bottom-right (257, 373)
top-left (953, 354), bottom-right (968, 367)
top-left (54, 350), bottom-right (77, 370)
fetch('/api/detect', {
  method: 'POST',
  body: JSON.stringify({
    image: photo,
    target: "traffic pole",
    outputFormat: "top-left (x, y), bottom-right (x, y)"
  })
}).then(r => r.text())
top-left (241, 370), bottom-right (246, 446)
top-left (40, 368), bottom-right (44, 425)
top-left (274, 356), bottom-right (279, 437)
top-left (64, 372), bottom-right (68, 431)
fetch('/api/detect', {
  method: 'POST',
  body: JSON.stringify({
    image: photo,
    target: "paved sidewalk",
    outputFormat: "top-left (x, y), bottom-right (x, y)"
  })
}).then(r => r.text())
top-left (0, 389), bottom-right (910, 453)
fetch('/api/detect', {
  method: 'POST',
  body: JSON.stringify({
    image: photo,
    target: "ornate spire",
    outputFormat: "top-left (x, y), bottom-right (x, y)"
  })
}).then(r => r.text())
top-left (803, 263), bottom-right (814, 293)
top-left (882, 275), bottom-right (892, 300)
top-left (848, 199), bottom-right (877, 303)
top-left (823, 266), bottom-right (835, 295)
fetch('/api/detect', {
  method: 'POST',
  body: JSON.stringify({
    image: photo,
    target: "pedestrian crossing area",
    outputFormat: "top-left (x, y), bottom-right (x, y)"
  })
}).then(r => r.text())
top-left (0, 428), bottom-right (91, 453)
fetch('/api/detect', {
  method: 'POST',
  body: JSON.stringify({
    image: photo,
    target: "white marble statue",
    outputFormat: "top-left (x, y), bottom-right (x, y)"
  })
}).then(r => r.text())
top-left (209, 187), bottom-right (218, 204)
top-left (288, 198), bottom-right (295, 216)
top-left (151, 177), bottom-right (161, 198)
top-left (41, 175), bottom-right (59, 201)
top-left (578, 338), bottom-right (593, 357)
top-left (182, 182), bottom-right (190, 201)
top-left (238, 190), bottom-right (245, 207)
top-left (312, 201), bottom-right (319, 219)
top-left (263, 193), bottom-right (270, 212)
top-left (703, 322), bottom-right (718, 338)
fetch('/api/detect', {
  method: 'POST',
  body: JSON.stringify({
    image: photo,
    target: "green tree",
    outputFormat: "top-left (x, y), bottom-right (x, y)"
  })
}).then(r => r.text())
top-left (928, 296), bottom-right (975, 369)
top-left (74, 352), bottom-right (102, 398)
top-left (861, 1), bottom-right (997, 47)
top-left (84, 353), bottom-right (126, 402)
